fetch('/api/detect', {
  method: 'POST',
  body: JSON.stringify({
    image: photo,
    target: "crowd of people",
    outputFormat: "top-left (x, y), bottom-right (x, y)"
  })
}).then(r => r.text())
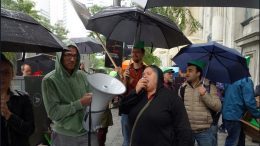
top-left (1, 40), bottom-right (260, 146)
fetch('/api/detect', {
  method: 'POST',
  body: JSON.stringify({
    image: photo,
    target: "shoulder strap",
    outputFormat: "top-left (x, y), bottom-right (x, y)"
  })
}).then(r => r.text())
top-left (129, 99), bottom-right (153, 146)
top-left (178, 85), bottom-right (187, 101)
top-left (206, 82), bottom-right (221, 125)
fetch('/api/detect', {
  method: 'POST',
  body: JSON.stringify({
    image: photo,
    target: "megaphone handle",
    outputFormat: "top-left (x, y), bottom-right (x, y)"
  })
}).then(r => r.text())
top-left (88, 103), bottom-right (92, 146)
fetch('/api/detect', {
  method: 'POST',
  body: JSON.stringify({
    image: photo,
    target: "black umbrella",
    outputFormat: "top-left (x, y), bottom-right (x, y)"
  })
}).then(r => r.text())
top-left (70, 37), bottom-right (103, 54)
top-left (17, 54), bottom-right (55, 76)
top-left (85, 6), bottom-right (191, 49)
top-left (134, 0), bottom-right (259, 9)
top-left (1, 8), bottom-right (67, 52)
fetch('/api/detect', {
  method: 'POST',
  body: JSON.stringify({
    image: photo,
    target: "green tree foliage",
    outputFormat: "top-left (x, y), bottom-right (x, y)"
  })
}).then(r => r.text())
top-left (89, 53), bottom-right (105, 68)
top-left (1, 0), bottom-right (69, 40)
top-left (143, 48), bottom-right (161, 66)
top-left (2, 52), bottom-right (15, 61)
top-left (89, 4), bottom-right (105, 15)
top-left (150, 7), bottom-right (202, 34)
top-left (51, 21), bottom-right (69, 40)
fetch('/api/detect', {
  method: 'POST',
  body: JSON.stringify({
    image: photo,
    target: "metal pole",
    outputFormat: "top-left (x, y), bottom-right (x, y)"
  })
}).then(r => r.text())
top-left (88, 104), bottom-right (92, 146)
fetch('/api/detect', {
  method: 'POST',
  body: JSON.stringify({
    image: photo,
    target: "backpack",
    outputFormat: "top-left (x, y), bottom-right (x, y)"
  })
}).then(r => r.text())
top-left (179, 83), bottom-right (221, 125)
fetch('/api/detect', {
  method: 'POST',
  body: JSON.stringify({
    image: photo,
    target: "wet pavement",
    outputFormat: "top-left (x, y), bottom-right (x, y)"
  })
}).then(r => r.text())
top-left (105, 108), bottom-right (259, 146)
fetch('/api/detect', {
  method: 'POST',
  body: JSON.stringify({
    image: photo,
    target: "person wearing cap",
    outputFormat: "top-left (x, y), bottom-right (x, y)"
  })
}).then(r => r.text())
top-left (120, 41), bottom-right (146, 146)
top-left (42, 42), bottom-right (93, 146)
top-left (178, 60), bottom-right (221, 146)
top-left (222, 56), bottom-right (260, 146)
top-left (161, 67), bottom-right (176, 91)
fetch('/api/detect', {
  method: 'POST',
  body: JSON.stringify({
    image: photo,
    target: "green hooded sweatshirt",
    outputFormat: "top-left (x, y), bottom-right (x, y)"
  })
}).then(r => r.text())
top-left (42, 46), bottom-right (89, 137)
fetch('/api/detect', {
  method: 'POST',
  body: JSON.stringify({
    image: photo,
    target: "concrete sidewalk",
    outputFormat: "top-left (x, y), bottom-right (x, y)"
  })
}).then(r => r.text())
top-left (105, 108), bottom-right (259, 146)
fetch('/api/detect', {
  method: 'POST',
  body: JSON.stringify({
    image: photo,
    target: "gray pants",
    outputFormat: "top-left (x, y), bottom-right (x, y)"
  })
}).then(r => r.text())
top-left (51, 131), bottom-right (98, 146)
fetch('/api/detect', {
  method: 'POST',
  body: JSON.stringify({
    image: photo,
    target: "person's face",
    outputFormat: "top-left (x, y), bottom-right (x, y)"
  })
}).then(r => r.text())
top-left (22, 64), bottom-right (32, 76)
top-left (62, 47), bottom-right (78, 73)
top-left (80, 63), bottom-right (85, 70)
top-left (131, 48), bottom-right (144, 63)
top-left (164, 72), bottom-right (173, 83)
top-left (0, 62), bottom-right (13, 92)
top-left (142, 67), bottom-right (157, 92)
top-left (186, 65), bottom-right (200, 83)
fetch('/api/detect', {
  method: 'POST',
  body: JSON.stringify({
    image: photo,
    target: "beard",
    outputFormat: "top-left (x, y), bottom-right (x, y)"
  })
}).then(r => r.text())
top-left (132, 58), bottom-right (141, 63)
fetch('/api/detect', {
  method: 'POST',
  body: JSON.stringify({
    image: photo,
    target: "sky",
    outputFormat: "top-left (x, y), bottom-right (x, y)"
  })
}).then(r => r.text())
top-left (49, 0), bottom-right (114, 38)
top-left (34, 0), bottom-right (131, 38)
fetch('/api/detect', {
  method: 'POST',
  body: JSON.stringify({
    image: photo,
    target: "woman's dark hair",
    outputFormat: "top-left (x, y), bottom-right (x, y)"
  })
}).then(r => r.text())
top-left (0, 53), bottom-right (14, 75)
top-left (146, 65), bottom-right (164, 89)
top-left (0, 53), bottom-right (13, 69)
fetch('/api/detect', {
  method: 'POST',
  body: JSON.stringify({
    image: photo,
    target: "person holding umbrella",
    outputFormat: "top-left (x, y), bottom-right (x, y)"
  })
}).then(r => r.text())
top-left (178, 60), bottom-right (221, 146)
top-left (222, 56), bottom-right (260, 146)
top-left (42, 42), bottom-right (93, 146)
top-left (1, 53), bottom-right (35, 146)
top-left (119, 41), bottom-right (146, 146)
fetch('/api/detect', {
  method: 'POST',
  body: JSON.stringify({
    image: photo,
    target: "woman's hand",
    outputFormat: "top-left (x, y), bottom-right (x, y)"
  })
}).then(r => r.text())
top-left (135, 78), bottom-right (148, 94)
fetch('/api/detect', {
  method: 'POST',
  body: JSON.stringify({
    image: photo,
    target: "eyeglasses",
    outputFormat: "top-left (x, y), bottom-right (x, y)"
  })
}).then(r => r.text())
top-left (63, 53), bottom-right (77, 59)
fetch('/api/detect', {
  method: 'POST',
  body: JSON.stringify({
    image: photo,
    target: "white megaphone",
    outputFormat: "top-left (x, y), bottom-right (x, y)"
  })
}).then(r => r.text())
top-left (83, 73), bottom-right (126, 132)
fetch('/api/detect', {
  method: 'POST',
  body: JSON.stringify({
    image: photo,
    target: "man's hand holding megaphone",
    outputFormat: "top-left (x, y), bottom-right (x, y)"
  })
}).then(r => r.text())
top-left (80, 93), bottom-right (92, 106)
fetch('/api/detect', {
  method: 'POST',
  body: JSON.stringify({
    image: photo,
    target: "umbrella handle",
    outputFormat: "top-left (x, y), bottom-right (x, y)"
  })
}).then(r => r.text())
top-left (94, 32), bottom-right (118, 68)
top-left (202, 62), bottom-right (210, 85)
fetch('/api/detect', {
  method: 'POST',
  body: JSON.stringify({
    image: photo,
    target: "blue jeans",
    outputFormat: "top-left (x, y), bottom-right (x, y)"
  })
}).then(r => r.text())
top-left (121, 114), bottom-right (130, 146)
top-left (211, 124), bottom-right (218, 146)
top-left (193, 126), bottom-right (216, 146)
top-left (224, 120), bottom-right (245, 146)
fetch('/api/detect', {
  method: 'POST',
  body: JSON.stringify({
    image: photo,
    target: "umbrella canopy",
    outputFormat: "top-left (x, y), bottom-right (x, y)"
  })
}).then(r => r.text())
top-left (17, 54), bottom-right (55, 76)
top-left (172, 41), bottom-right (250, 83)
top-left (133, 0), bottom-right (259, 9)
top-left (85, 6), bottom-right (191, 49)
top-left (1, 8), bottom-right (67, 52)
top-left (70, 37), bottom-right (103, 54)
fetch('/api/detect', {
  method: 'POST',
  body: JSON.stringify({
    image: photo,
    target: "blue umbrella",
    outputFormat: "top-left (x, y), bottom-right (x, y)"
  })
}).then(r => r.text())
top-left (172, 41), bottom-right (250, 83)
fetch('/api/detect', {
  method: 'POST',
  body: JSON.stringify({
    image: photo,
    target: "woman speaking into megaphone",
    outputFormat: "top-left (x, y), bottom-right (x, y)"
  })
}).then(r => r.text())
top-left (120, 65), bottom-right (193, 146)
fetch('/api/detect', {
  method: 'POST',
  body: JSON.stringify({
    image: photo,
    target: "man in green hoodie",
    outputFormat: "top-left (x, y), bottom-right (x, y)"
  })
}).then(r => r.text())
top-left (42, 42), bottom-right (92, 146)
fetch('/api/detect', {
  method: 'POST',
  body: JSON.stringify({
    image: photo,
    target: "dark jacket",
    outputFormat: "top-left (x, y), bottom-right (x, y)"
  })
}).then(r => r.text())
top-left (1, 90), bottom-right (35, 146)
top-left (121, 65), bottom-right (193, 146)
